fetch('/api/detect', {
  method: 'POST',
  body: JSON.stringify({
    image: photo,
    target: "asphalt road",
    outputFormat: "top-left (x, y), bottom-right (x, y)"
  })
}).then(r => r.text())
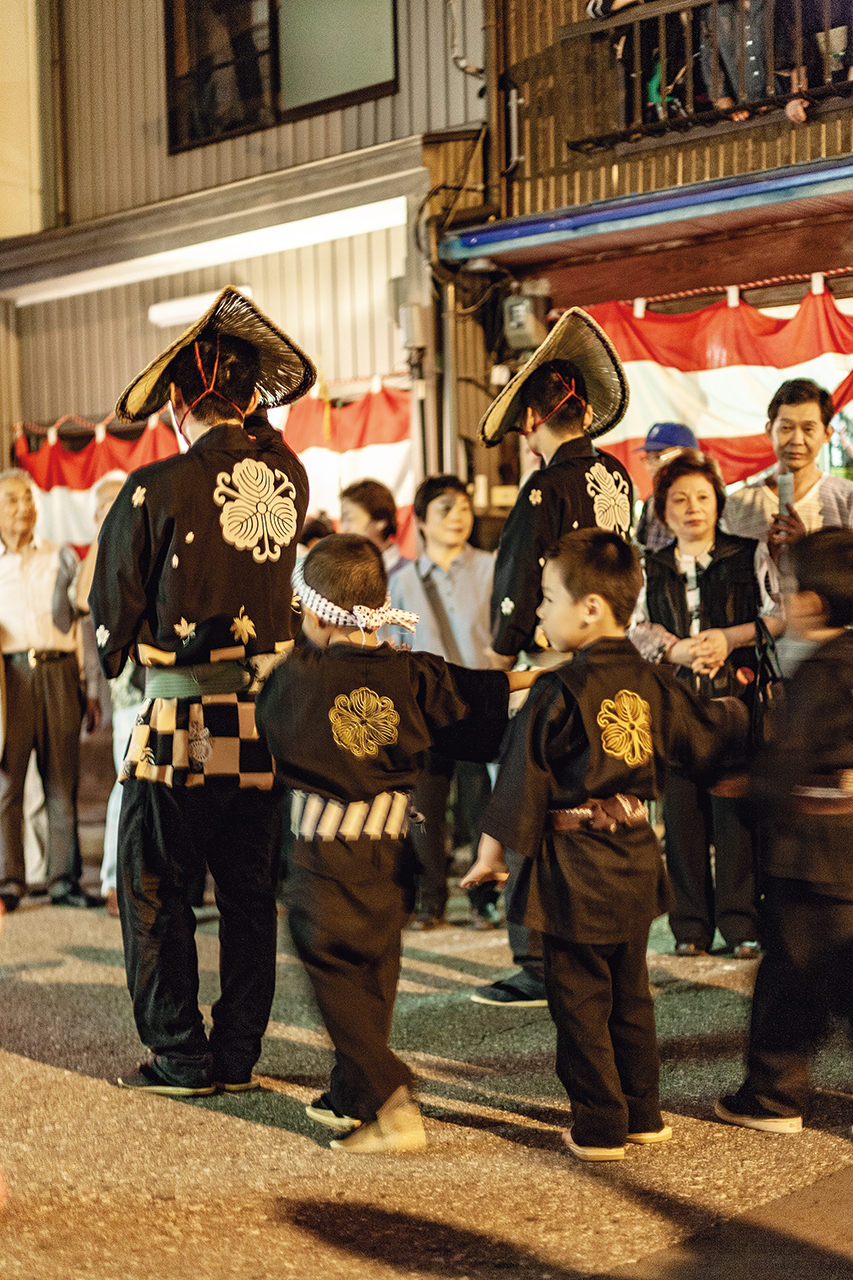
top-left (1, 847), bottom-right (852, 1280)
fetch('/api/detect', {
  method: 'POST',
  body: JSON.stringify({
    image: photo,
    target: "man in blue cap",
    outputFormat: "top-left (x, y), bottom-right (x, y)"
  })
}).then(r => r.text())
top-left (635, 423), bottom-right (699, 551)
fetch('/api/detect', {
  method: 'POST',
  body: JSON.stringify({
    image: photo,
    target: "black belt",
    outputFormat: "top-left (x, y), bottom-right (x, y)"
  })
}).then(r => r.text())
top-left (6, 649), bottom-right (75, 668)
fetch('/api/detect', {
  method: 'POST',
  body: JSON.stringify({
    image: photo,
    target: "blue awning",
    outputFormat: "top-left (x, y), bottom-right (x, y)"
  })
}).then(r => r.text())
top-left (440, 156), bottom-right (853, 266)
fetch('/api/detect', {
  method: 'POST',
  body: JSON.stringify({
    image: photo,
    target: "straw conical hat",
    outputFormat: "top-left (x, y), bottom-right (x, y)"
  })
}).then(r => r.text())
top-left (116, 287), bottom-right (316, 425)
top-left (478, 307), bottom-right (629, 445)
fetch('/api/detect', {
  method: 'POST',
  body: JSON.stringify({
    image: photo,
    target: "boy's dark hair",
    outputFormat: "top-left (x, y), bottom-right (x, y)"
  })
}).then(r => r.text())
top-left (167, 332), bottom-right (260, 425)
top-left (789, 528), bottom-right (853, 628)
top-left (303, 533), bottom-right (387, 613)
top-left (544, 529), bottom-right (641, 627)
top-left (300, 512), bottom-right (335, 546)
top-left (653, 448), bottom-right (727, 527)
top-left (341, 478), bottom-right (398, 538)
top-left (767, 378), bottom-right (834, 427)
top-left (519, 359), bottom-right (588, 433)
top-left (413, 474), bottom-right (469, 523)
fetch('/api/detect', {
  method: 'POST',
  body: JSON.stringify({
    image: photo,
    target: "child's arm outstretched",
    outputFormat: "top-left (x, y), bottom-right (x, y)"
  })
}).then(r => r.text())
top-left (460, 833), bottom-right (509, 888)
top-left (506, 666), bottom-right (546, 692)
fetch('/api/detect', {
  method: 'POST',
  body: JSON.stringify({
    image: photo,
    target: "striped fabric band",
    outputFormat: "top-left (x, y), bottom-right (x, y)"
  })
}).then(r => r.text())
top-left (291, 559), bottom-right (419, 634)
top-left (291, 788), bottom-right (412, 842)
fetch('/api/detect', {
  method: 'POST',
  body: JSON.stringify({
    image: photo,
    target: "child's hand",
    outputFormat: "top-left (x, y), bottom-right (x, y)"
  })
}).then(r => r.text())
top-left (460, 834), bottom-right (509, 888)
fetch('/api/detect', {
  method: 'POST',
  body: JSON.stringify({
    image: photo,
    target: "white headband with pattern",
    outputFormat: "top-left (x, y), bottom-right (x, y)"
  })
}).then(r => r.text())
top-left (292, 559), bottom-right (419, 634)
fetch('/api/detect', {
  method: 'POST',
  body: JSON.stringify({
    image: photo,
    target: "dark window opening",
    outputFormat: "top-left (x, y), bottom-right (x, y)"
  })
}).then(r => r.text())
top-left (166, 0), bottom-right (398, 153)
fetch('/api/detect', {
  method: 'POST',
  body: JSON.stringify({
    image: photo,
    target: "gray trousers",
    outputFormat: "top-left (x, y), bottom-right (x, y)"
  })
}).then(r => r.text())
top-left (0, 652), bottom-right (82, 893)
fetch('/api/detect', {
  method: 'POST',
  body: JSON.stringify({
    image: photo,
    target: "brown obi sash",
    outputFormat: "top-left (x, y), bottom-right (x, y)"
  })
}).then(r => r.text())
top-left (712, 770), bottom-right (853, 812)
top-left (791, 770), bottom-right (853, 815)
top-left (548, 794), bottom-right (649, 834)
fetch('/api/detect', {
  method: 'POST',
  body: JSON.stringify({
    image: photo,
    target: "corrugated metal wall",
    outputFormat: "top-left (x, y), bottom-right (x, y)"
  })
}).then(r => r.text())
top-left (16, 223), bottom-right (408, 423)
top-left (0, 302), bottom-right (21, 460)
top-left (60, 0), bottom-right (485, 223)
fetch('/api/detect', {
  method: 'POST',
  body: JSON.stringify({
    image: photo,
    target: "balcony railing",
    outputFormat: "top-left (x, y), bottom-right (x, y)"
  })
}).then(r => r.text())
top-left (556, 0), bottom-right (853, 150)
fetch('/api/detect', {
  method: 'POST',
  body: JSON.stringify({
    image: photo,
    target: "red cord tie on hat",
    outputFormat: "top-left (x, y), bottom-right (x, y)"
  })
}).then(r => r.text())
top-left (527, 369), bottom-right (586, 431)
top-left (178, 338), bottom-right (246, 432)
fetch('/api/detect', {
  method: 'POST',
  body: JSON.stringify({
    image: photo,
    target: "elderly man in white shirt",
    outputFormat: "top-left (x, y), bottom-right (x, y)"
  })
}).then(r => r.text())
top-left (0, 469), bottom-right (99, 912)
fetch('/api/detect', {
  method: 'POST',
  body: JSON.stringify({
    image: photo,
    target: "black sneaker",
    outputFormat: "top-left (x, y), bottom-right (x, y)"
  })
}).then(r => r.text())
top-left (469, 903), bottom-right (502, 930)
top-left (674, 942), bottom-right (708, 957)
top-left (116, 1062), bottom-right (215, 1097)
top-left (715, 1093), bottom-right (802, 1133)
top-left (405, 915), bottom-right (449, 931)
top-left (305, 1093), bottom-right (361, 1131)
top-left (50, 889), bottom-right (102, 909)
top-left (470, 972), bottom-right (548, 1007)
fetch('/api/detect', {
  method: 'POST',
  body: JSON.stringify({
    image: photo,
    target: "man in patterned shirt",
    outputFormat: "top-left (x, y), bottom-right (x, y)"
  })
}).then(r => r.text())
top-left (720, 378), bottom-right (853, 553)
top-left (90, 288), bottom-right (314, 1096)
top-left (474, 307), bottom-right (634, 1007)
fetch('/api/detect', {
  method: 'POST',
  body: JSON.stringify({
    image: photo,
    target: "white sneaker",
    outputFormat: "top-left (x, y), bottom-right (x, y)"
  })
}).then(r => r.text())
top-left (330, 1087), bottom-right (426, 1153)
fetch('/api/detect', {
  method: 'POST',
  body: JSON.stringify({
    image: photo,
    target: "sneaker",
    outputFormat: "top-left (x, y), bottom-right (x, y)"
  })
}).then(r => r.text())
top-left (116, 1062), bottom-right (215, 1097)
top-left (330, 1086), bottom-right (426, 1153)
top-left (470, 972), bottom-right (548, 1007)
top-left (405, 915), bottom-right (449, 931)
top-left (626, 1125), bottom-right (672, 1144)
top-left (50, 889), bottom-right (102, 909)
top-left (732, 942), bottom-right (761, 960)
top-left (561, 1128), bottom-right (625, 1162)
top-left (674, 942), bottom-right (708, 957)
top-left (715, 1094), bottom-right (803, 1134)
top-left (215, 1075), bottom-right (261, 1093)
top-left (305, 1093), bottom-right (362, 1131)
top-left (469, 903), bottom-right (502, 930)
top-left (0, 892), bottom-right (21, 914)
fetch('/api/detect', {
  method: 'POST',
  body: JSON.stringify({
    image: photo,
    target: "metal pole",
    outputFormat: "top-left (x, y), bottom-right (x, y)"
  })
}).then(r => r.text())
top-left (441, 281), bottom-right (458, 475)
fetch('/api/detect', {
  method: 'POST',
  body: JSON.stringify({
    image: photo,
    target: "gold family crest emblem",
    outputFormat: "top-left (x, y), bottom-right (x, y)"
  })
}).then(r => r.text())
top-left (329, 687), bottom-right (400, 759)
top-left (597, 689), bottom-right (653, 768)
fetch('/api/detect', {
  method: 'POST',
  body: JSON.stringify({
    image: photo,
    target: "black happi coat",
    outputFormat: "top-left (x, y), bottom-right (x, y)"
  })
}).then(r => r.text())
top-left (752, 630), bottom-right (853, 899)
top-left (90, 415), bottom-right (309, 678)
top-left (490, 437), bottom-right (633, 657)
top-left (643, 531), bottom-right (761, 698)
top-left (482, 637), bottom-right (747, 943)
top-left (255, 642), bottom-right (510, 803)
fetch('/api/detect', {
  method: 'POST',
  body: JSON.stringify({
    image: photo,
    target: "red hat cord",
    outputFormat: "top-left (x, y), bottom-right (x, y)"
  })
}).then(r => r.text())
top-left (177, 338), bottom-right (247, 433)
top-left (526, 369), bottom-right (586, 431)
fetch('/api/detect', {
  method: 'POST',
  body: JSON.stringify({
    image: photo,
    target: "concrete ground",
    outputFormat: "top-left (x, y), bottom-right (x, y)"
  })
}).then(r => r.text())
top-left (1, 833), bottom-right (853, 1279)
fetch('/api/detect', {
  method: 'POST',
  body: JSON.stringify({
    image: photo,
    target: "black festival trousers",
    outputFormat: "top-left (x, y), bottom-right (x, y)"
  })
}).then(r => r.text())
top-left (543, 926), bottom-right (664, 1148)
top-left (117, 777), bottom-right (282, 1086)
top-left (285, 831), bottom-right (417, 1122)
top-left (742, 878), bottom-right (853, 1116)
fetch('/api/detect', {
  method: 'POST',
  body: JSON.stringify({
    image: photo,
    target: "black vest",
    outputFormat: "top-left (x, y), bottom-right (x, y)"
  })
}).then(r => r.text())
top-left (644, 531), bottom-right (761, 699)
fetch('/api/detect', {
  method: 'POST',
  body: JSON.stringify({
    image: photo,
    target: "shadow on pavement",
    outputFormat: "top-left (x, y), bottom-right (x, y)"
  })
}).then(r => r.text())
top-left (275, 1190), bottom-right (853, 1280)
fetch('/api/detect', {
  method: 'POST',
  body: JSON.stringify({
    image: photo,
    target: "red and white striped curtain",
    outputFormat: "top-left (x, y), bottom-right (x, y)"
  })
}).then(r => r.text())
top-left (278, 386), bottom-right (416, 556)
top-left (16, 387), bottom-right (417, 558)
top-left (586, 289), bottom-right (853, 498)
top-left (15, 416), bottom-right (181, 554)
